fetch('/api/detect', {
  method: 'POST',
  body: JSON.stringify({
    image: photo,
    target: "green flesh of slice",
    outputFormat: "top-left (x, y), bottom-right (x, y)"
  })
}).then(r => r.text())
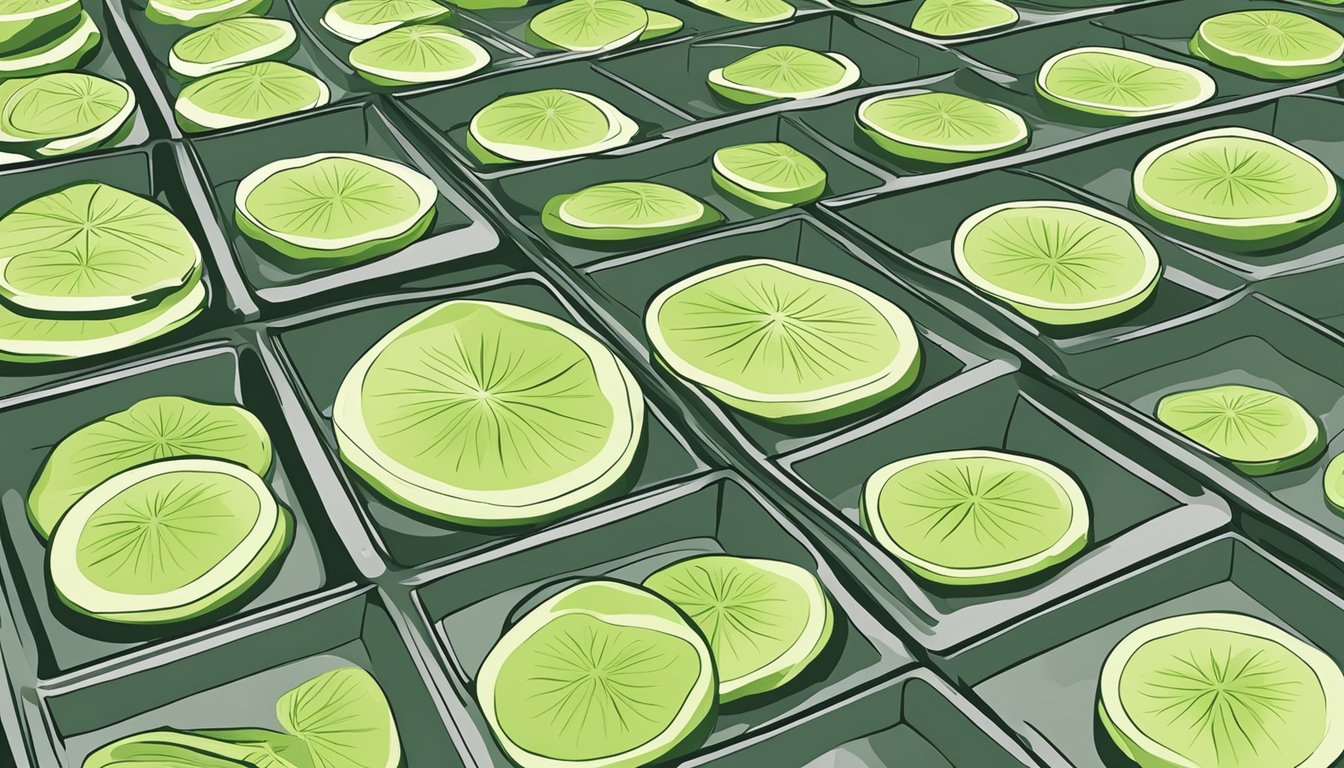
top-left (169, 17), bottom-right (297, 78)
top-left (0, 11), bottom-right (100, 79)
top-left (0, 72), bottom-right (133, 155)
top-left (711, 46), bottom-right (857, 104)
top-left (857, 91), bottom-right (1028, 164)
top-left (527, 0), bottom-right (649, 52)
top-left (348, 25), bottom-right (490, 86)
top-left (1156, 384), bottom-right (1323, 475)
top-left (711, 141), bottom-right (826, 209)
top-left (0, 0), bottom-right (82, 56)
top-left (542, 181), bottom-right (720, 242)
top-left (276, 667), bottom-right (401, 768)
top-left (322, 0), bottom-right (450, 42)
top-left (1037, 47), bottom-right (1216, 117)
top-left (911, 0), bottom-right (1017, 38)
top-left (1193, 10), bottom-right (1344, 80)
top-left (468, 89), bottom-right (635, 163)
top-left (640, 10), bottom-right (681, 40)
top-left (1328, 454), bottom-right (1344, 512)
top-left (175, 61), bottom-right (328, 132)
top-left (685, 0), bottom-right (793, 23)
top-left (147, 0), bottom-right (271, 28)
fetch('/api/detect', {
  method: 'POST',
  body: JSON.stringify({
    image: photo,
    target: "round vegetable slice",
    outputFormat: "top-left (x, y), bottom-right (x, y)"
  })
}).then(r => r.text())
top-left (541, 181), bottom-right (720, 243)
top-left (333, 300), bottom-right (645, 526)
top-left (146, 0), bottom-right (270, 27)
top-left (644, 555), bottom-right (834, 702)
top-left (168, 16), bottom-right (297, 79)
top-left (1036, 47), bottom-right (1216, 118)
top-left (0, 10), bottom-right (99, 79)
top-left (856, 92), bottom-right (1028, 164)
top-left (321, 0), bottom-right (450, 43)
top-left (348, 25), bottom-right (490, 86)
top-left (0, 0), bottom-right (81, 55)
top-left (0, 72), bottom-right (134, 156)
top-left (276, 667), bottom-right (401, 768)
top-left (1326, 453), bottom-right (1344, 513)
top-left (27, 396), bottom-right (272, 541)
top-left (468, 88), bottom-right (638, 164)
top-left (48, 458), bottom-right (290, 624)
top-left (174, 61), bottom-right (330, 132)
top-left (953, 200), bottom-right (1162, 325)
top-left (711, 141), bottom-right (826, 209)
top-left (646, 259), bottom-right (923, 423)
top-left (0, 182), bottom-right (202, 315)
top-left (860, 449), bottom-right (1090, 585)
top-left (911, 0), bottom-right (1017, 38)
top-left (708, 46), bottom-right (860, 105)
top-left (1156, 384), bottom-right (1323, 476)
top-left (235, 152), bottom-right (437, 263)
top-left (527, 0), bottom-right (648, 52)
top-left (1133, 127), bottom-right (1339, 247)
top-left (478, 580), bottom-right (715, 768)
top-left (1098, 612), bottom-right (1344, 768)
top-left (1192, 10), bottom-right (1344, 80)
top-left (685, 0), bottom-right (793, 23)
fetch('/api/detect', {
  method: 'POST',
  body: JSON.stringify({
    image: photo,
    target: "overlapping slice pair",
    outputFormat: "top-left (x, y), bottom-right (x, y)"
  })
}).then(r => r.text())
top-left (323, 0), bottom-right (496, 86)
top-left (174, 60), bottom-right (330, 132)
top-left (1191, 10), bottom-right (1343, 81)
top-left (147, 0), bottom-right (271, 27)
top-left (526, 0), bottom-right (683, 53)
top-left (0, 0), bottom-right (101, 79)
top-left (0, 183), bottom-right (207, 362)
top-left (0, 71), bottom-right (135, 157)
top-left (469, 88), bottom-right (638, 164)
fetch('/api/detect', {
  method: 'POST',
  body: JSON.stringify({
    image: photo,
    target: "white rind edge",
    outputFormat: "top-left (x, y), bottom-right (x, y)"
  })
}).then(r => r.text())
top-left (707, 51), bottom-right (860, 101)
top-left (235, 152), bottom-right (437, 250)
top-left (0, 280), bottom-right (204, 358)
top-left (148, 0), bottom-right (258, 24)
top-left (1198, 13), bottom-right (1344, 68)
top-left (556, 183), bottom-right (705, 229)
top-left (348, 28), bottom-right (490, 83)
top-left (1036, 46), bottom-right (1217, 117)
top-left (321, 1), bottom-right (445, 43)
top-left (711, 143), bottom-right (821, 194)
top-left (856, 92), bottom-right (1028, 152)
top-left (169, 18), bottom-right (298, 79)
top-left (174, 65), bottom-right (329, 129)
top-left (0, 12), bottom-right (98, 73)
top-left (469, 89), bottom-right (637, 162)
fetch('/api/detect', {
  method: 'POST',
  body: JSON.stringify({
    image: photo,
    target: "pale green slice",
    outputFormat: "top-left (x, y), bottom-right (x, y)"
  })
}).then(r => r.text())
top-left (1156, 384), bottom-right (1324, 475)
top-left (0, 72), bottom-right (134, 156)
top-left (277, 667), bottom-right (400, 768)
top-left (911, 0), bottom-right (1017, 38)
top-left (0, 11), bottom-right (99, 79)
top-left (0, 183), bottom-right (201, 314)
top-left (711, 141), bottom-right (826, 209)
top-left (1192, 10), bottom-right (1344, 80)
top-left (709, 46), bottom-right (859, 105)
top-left (953, 200), bottom-right (1162, 325)
top-left (147, 0), bottom-right (270, 27)
top-left (235, 152), bottom-right (437, 262)
top-left (468, 88), bottom-right (637, 164)
top-left (527, 0), bottom-right (648, 52)
top-left (49, 458), bottom-right (290, 624)
top-left (640, 10), bottom-right (682, 40)
top-left (856, 92), bottom-right (1028, 164)
top-left (646, 259), bottom-right (922, 423)
top-left (685, 0), bottom-right (793, 23)
top-left (174, 61), bottom-right (329, 132)
top-left (333, 300), bottom-right (645, 526)
top-left (542, 181), bottom-right (720, 243)
top-left (169, 16), bottom-right (297, 79)
top-left (349, 25), bottom-right (489, 86)
top-left (82, 730), bottom-right (304, 768)
top-left (478, 580), bottom-right (715, 768)
top-left (1326, 453), bottom-right (1344, 513)
top-left (1133, 127), bottom-right (1339, 247)
top-left (1099, 613), bottom-right (1344, 768)
top-left (860, 449), bottom-right (1090, 585)
top-left (28, 395), bottom-right (270, 541)
top-left (0, 0), bottom-right (81, 55)
top-left (0, 276), bottom-right (205, 363)
top-left (1037, 47), bottom-right (1216, 117)
top-left (644, 555), bottom-right (834, 702)
top-left (321, 0), bottom-right (450, 42)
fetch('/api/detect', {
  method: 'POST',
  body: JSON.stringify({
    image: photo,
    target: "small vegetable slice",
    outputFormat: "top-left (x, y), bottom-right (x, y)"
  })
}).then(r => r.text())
top-left (0, 0), bottom-right (82, 55)
top-left (1156, 384), bottom-right (1324, 476)
top-left (856, 92), bottom-right (1028, 164)
top-left (911, 0), bottom-right (1017, 38)
top-left (0, 72), bottom-right (134, 156)
top-left (1036, 47), bottom-right (1216, 118)
top-left (640, 10), bottom-right (682, 40)
top-left (276, 667), bottom-right (401, 768)
top-left (685, 0), bottom-right (794, 23)
top-left (541, 181), bottom-right (720, 243)
top-left (0, 10), bottom-right (100, 79)
top-left (1191, 10), bottom-right (1344, 80)
top-left (1326, 454), bottom-right (1344, 512)
top-left (708, 45), bottom-right (860, 104)
top-left (348, 25), bottom-right (490, 86)
top-left (860, 449), bottom-right (1090, 585)
top-left (321, 0), bottom-right (450, 42)
top-left (174, 61), bottom-right (329, 132)
top-left (711, 141), bottom-right (826, 209)
top-left (168, 16), bottom-right (297, 79)
top-left (146, 0), bottom-right (271, 27)
top-left (468, 88), bottom-right (638, 164)
top-left (527, 0), bottom-right (648, 52)
top-left (644, 555), bottom-right (834, 702)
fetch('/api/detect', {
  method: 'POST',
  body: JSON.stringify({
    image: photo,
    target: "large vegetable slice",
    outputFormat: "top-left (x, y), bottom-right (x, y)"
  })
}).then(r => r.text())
top-left (333, 300), bottom-right (645, 526)
top-left (468, 88), bottom-right (638, 164)
top-left (0, 183), bottom-right (201, 314)
top-left (168, 16), bottom-right (298, 79)
top-left (685, 0), bottom-right (793, 23)
top-left (235, 152), bottom-right (437, 263)
top-left (348, 25), bottom-right (490, 86)
top-left (174, 61), bottom-right (329, 132)
top-left (1036, 47), bottom-right (1216, 118)
top-left (953, 200), bottom-right (1162, 325)
top-left (277, 667), bottom-right (401, 768)
top-left (644, 555), bottom-right (834, 702)
top-left (321, 0), bottom-right (450, 43)
top-left (146, 0), bottom-right (271, 27)
top-left (478, 580), bottom-right (715, 768)
top-left (1191, 10), bottom-right (1344, 80)
top-left (860, 449), bottom-right (1090, 585)
top-left (856, 91), bottom-right (1028, 164)
top-left (0, 72), bottom-right (134, 156)
top-left (49, 458), bottom-right (290, 624)
top-left (0, 0), bottom-right (81, 55)
top-left (646, 259), bottom-right (923, 423)
top-left (542, 181), bottom-right (720, 243)
top-left (1133, 127), bottom-right (1339, 247)
top-left (527, 0), bottom-right (648, 52)
top-left (911, 0), bottom-right (1017, 38)
top-left (708, 46), bottom-right (860, 105)
top-left (1099, 613), bottom-right (1344, 768)
top-left (711, 141), bottom-right (826, 209)
top-left (1156, 384), bottom-right (1324, 476)
top-left (0, 11), bottom-right (99, 79)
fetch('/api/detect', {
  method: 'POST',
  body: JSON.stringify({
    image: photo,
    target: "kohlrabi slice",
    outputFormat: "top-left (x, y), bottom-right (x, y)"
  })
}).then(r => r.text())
top-left (174, 61), bottom-right (329, 132)
top-left (276, 667), bottom-right (401, 768)
top-left (332, 300), bottom-right (645, 526)
top-left (708, 46), bottom-right (860, 105)
top-left (81, 730), bottom-right (303, 768)
top-left (860, 449), bottom-right (1090, 585)
top-left (1036, 47), bottom-right (1216, 117)
top-left (644, 555), bottom-right (834, 702)
top-left (348, 25), bottom-right (490, 86)
top-left (541, 181), bottom-right (720, 243)
top-left (0, 0), bottom-right (81, 56)
top-left (49, 457), bottom-right (290, 624)
top-left (711, 141), bottom-right (826, 209)
top-left (478, 580), bottom-right (716, 768)
top-left (646, 259), bottom-right (923, 423)
top-left (856, 91), bottom-right (1028, 164)
top-left (235, 152), bottom-right (437, 263)
top-left (1192, 10), bottom-right (1344, 80)
top-left (911, 0), bottom-right (1017, 38)
top-left (168, 16), bottom-right (297, 79)
top-left (146, 0), bottom-right (271, 27)
top-left (1326, 454), bottom-right (1344, 513)
top-left (321, 0), bottom-right (450, 43)
top-left (0, 72), bottom-right (134, 156)
top-left (640, 10), bottom-right (682, 40)
top-left (0, 183), bottom-right (201, 315)
top-left (468, 88), bottom-right (638, 164)
top-left (953, 200), bottom-right (1162, 325)
top-left (527, 0), bottom-right (648, 52)
top-left (1133, 127), bottom-right (1339, 248)
top-left (1099, 612), bottom-right (1344, 768)
top-left (0, 10), bottom-right (99, 79)
top-left (1156, 384), bottom-right (1324, 476)
top-left (685, 0), bottom-right (794, 23)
